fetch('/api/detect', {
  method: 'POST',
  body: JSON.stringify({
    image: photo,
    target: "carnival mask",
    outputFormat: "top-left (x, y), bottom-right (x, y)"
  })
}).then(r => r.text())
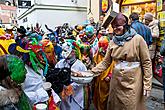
top-left (61, 42), bottom-right (73, 59)
top-left (40, 39), bottom-right (56, 66)
top-left (98, 36), bottom-right (109, 55)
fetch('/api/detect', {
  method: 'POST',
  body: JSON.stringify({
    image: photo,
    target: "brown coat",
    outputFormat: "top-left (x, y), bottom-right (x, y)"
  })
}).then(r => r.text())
top-left (92, 34), bottom-right (152, 110)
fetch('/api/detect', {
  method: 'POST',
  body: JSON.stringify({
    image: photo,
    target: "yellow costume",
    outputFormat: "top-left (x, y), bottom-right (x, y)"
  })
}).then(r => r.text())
top-left (0, 28), bottom-right (6, 36)
top-left (0, 39), bottom-right (29, 56)
top-left (93, 38), bottom-right (115, 110)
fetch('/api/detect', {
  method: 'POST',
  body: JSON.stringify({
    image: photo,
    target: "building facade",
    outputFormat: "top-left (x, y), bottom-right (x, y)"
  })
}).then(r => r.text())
top-left (0, 0), bottom-right (17, 28)
top-left (17, 0), bottom-right (87, 31)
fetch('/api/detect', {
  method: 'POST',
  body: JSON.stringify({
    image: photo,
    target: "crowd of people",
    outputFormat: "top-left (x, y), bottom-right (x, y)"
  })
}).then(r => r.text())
top-left (0, 11), bottom-right (163, 110)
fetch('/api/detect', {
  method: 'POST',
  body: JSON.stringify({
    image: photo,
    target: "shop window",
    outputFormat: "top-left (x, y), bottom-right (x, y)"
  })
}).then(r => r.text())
top-left (121, 2), bottom-right (156, 21)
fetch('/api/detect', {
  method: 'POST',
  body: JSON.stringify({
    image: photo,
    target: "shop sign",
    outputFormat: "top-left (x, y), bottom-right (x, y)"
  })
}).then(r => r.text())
top-left (158, 11), bottom-right (165, 27)
top-left (122, 0), bottom-right (155, 5)
top-left (157, 0), bottom-right (162, 11)
top-left (100, 0), bottom-right (111, 13)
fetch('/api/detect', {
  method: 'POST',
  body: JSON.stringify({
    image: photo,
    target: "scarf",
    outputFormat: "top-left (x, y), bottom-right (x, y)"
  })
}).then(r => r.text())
top-left (113, 28), bottom-right (137, 46)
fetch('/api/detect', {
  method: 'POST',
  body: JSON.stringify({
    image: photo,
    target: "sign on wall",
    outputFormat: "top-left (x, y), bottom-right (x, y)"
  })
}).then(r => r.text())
top-left (18, 0), bottom-right (31, 8)
top-left (100, 0), bottom-right (111, 14)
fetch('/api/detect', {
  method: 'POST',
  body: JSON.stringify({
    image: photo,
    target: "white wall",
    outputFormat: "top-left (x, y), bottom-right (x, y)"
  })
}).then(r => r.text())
top-left (87, 0), bottom-right (100, 22)
top-left (17, 0), bottom-right (87, 16)
top-left (17, 10), bottom-right (37, 27)
top-left (36, 9), bottom-right (87, 31)
top-left (35, 0), bottom-right (86, 7)
top-left (17, 0), bottom-right (87, 31)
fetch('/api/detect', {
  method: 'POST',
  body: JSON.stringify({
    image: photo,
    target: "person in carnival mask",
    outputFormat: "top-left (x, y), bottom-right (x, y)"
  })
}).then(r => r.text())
top-left (0, 55), bottom-right (32, 110)
top-left (55, 42), bottom-right (87, 110)
top-left (93, 36), bottom-right (116, 110)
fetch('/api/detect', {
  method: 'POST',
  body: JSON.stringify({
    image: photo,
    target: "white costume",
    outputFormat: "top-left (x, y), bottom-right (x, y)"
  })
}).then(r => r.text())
top-left (55, 59), bottom-right (87, 110)
top-left (22, 65), bottom-right (49, 104)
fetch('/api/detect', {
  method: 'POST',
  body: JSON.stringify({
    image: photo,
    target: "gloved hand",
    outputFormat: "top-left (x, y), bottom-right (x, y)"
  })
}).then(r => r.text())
top-left (104, 76), bottom-right (110, 82)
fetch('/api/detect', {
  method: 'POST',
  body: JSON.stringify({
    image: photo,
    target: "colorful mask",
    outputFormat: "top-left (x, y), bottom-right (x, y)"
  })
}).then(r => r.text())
top-left (40, 39), bottom-right (56, 66)
top-left (98, 36), bottom-right (109, 55)
top-left (85, 25), bottom-right (94, 38)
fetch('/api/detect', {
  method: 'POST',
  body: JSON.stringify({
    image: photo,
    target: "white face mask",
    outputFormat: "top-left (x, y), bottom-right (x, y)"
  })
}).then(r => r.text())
top-left (62, 42), bottom-right (72, 59)
top-left (62, 50), bottom-right (71, 59)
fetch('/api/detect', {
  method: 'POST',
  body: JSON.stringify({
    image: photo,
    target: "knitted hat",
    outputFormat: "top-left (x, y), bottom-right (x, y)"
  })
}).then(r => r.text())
top-left (144, 13), bottom-right (153, 21)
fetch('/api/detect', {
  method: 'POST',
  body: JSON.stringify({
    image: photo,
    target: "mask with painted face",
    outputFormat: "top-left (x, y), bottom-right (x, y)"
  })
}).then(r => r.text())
top-left (85, 25), bottom-right (95, 38)
top-left (62, 42), bottom-right (73, 59)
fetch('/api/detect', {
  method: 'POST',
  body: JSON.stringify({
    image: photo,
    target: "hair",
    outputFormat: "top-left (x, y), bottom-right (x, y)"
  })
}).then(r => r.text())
top-left (27, 27), bottom-right (30, 30)
top-left (100, 13), bottom-right (105, 17)
top-left (129, 12), bottom-right (139, 21)
top-left (122, 14), bottom-right (130, 33)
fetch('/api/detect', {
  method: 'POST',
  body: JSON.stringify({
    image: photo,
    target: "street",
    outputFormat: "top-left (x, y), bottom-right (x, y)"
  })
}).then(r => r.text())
top-left (146, 79), bottom-right (164, 110)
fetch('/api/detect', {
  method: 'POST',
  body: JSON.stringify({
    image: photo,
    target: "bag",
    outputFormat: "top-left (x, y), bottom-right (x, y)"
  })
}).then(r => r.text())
top-left (46, 67), bottom-right (71, 94)
top-left (153, 56), bottom-right (163, 77)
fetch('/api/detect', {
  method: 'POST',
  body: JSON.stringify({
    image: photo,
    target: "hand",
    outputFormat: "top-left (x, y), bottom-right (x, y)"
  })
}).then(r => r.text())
top-left (104, 76), bottom-right (110, 82)
top-left (71, 71), bottom-right (83, 77)
top-left (143, 90), bottom-right (151, 98)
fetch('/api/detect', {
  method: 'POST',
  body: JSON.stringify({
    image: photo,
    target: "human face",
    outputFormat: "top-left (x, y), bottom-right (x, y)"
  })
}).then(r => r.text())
top-left (113, 25), bottom-right (124, 35)
top-left (99, 15), bottom-right (104, 22)
top-left (144, 19), bottom-right (152, 26)
top-left (89, 17), bottom-right (94, 24)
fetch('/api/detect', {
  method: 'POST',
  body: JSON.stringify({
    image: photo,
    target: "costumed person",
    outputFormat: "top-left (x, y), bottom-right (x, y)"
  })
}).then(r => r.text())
top-left (40, 39), bottom-right (57, 68)
top-left (44, 25), bottom-right (63, 61)
top-left (34, 23), bottom-right (42, 34)
top-left (55, 42), bottom-right (87, 110)
top-left (0, 33), bottom-right (29, 58)
top-left (0, 26), bottom-right (6, 36)
top-left (22, 38), bottom-right (57, 105)
top-left (22, 38), bottom-right (60, 109)
top-left (16, 26), bottom-right (26, 48)
top-left (73, 25), bottom-right (84, 37)
top-left (93, 36), bottom-right (115, 110)
top-left (90, 13), bottom-right (152, 110)
top-left (76, 25), bottom-right (98, 69)
top-left (6, 26), bottom-right (15, 39)
top-left (52, 40), bottom-right (63, 61)
top-left (0, 55), bottom-right (32, 110)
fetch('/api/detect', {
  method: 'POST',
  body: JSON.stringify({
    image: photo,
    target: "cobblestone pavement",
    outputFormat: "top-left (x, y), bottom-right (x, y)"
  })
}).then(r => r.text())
top-left (146, 86), bottom-right (164, 110)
